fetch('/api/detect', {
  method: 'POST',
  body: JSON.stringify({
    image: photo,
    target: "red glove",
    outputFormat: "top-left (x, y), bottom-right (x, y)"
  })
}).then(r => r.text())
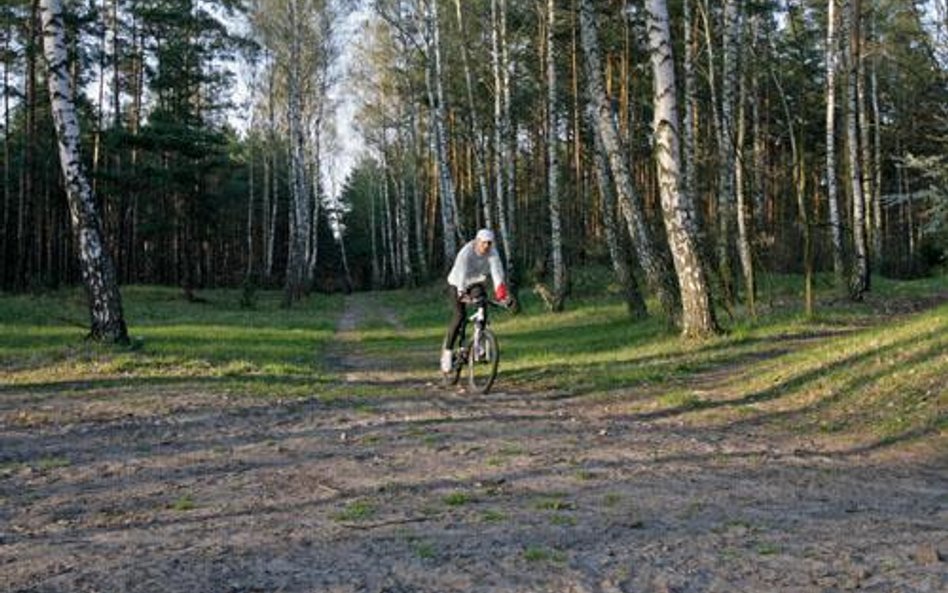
top-left (495, 283), bottom-right (508, 302)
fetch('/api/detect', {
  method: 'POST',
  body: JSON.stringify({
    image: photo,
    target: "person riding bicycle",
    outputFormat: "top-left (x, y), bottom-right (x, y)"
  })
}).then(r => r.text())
top-left (441, 229), bottom-right (512, 374)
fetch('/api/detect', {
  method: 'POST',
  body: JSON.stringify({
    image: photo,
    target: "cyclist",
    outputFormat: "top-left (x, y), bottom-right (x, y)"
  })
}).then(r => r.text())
top-left (441, 229), bottom-right (512, 374)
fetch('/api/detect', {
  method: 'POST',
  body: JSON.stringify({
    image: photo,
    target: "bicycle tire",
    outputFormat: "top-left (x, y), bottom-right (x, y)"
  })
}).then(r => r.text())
top-left (467, 329), bottom-right (499, 394)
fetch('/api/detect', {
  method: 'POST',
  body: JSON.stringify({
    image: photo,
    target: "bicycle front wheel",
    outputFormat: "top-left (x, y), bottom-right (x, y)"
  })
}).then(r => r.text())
top-left (467, 329), bottom-right (499, 394)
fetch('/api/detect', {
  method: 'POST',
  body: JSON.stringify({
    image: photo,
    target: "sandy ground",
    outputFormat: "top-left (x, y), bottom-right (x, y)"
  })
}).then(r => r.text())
top-left (1, 294), bottom-right (945, 592)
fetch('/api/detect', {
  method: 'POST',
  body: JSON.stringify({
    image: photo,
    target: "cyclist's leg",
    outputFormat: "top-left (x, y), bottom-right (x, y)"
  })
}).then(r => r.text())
top-left (441, 288), bottom-right (465, 372)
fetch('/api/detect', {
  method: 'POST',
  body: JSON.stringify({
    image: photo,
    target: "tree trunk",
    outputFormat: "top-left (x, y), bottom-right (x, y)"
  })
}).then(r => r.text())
top-left (579, 0), bottom-right (680, 321)
top-left (427, 0), bottom-right (460, 265)
top-left (825, 0), bottom-right (845, 288)
top-left (491, 0), bottom-right (518, 306)
top-left (546, 0), bottom-right (566, 310)
top-left (870, 18), bottom-right (882, 266)
top-left (370, 170), bottom-right (380, 288)
top-left (454, 0), bottom-right (492, 230)
top-left (1, 17), bottom-right (10, 288)
top-left (284, 0), bottom-right (311, 305)
top-left (682, 0), bottom-right (697, 215)
top-left (586, 100), bottom-right (647, 319)
top-left (734, 16), bottom-right (755, 318)
top-left (41, 0), bottom-right (128, 343)
top-left (409, 99), bottom-right (428, 277)
top-left (645, 0), bottom-right (718, 338)
top-left (847, 0), bottom-right (869, 300)
top-left (774, 66), bottom-right (814, 317)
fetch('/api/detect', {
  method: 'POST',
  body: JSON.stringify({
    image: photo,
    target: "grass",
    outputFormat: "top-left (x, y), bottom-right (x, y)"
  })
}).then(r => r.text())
top-left (342, 269), bottom-right (948, 448)
top-left (333, 500), bottom-right (376, 522)
top-left (0, 286), bottom-right (343, 402)
top-left (1, 270), bottom-right (946, 449)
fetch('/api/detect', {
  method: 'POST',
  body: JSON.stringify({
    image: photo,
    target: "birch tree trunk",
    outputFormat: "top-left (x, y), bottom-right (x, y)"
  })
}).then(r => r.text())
top-left (284, 0), bottom-right (311, 305)
top-left (579, 0), bottom-right (680, 321)
top-left (735, 38), bottom-right (756, 318)
top-left (1, 19), bottom-right (10, 287)
top-left (409, 99), bottom-right (428, 276)
top-left (547, 0), bottom-right (566, 310)
top-left (454, 0), bottom-right (492, 230)
top-left (586, 100), bottom-right (647, 319)
top-left (501, 0), bottom-right (516, 283)
top-left (870, 22), bottom-right (883, 265)
top-left (491, 0), bottom-right (518, 306)
top-left (847, 0), bottom-right (869, 300)
top-left (41, 0), bottom-right (128, 343)
top-left (857, 0), bottom-right (873, 281)
top-left (825, 0), bottom-right (845, 288)
top-left (427, 0), bottom-right (460, 264)
top-left (645, 0), bottom-right (718, 337)
top-left (682, 0), bottom-right (697, 212)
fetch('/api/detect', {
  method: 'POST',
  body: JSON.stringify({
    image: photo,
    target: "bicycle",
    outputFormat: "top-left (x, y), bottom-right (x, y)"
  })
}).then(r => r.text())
top-left (443, 292), bottom-right (508, 394)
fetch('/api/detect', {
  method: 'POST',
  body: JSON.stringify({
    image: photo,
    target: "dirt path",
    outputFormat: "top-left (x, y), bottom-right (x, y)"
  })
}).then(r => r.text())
top-left (1, 294), bottom-right (946, 592)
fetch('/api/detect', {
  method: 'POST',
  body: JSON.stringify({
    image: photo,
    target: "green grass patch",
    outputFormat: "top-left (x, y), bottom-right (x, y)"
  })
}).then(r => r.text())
top-left (0, 286), bottom-right (343, 399)
top-left (36, 456), bottom-right (71, 471)
top-left (523, 546), bottom-right (567, 564)
top-left (443, 491), bottom-right (472, 506)
top-left (333, 500), bottom-right (376, 522)
top-left (169, 494), bottom-right (196, 512)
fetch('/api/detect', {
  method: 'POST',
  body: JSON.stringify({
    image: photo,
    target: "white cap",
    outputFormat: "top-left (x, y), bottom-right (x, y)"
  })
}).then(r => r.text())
top-left (476, 229), bottom-right (495, 243)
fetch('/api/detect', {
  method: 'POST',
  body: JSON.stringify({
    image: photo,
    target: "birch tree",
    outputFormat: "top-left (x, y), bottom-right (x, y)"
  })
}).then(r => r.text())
top-left (826, 0), bottom-right (845, 288)
top-left (426, 0), bottom-right (460, 264)
top-left (586, 100), bottom-right (647, 319)
top-left (41, 0), bottom-right (128, 343)
top-left (546, 0), bottom-right (566, 310)
top-left (847, 0), bottom-right (870, 299)
top-left (454, 0), bottom-right (492, 230)
top-left (645, 0), bottom-right (718, 337)
top-left (579, 0), bottom-right (680, 320)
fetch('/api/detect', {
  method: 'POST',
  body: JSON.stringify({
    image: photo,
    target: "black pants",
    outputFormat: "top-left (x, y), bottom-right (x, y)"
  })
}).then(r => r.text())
top-left (443, 284), bottom-right (486, 351)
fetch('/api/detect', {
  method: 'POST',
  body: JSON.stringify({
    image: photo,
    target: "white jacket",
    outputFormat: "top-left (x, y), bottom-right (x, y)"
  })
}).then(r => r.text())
top-left (447, 240), bottom-right (506, 293)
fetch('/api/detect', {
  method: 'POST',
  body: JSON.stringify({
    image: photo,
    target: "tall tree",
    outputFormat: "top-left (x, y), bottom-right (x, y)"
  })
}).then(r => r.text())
top-left (546, 0), bottom-right (566, 310)
top-left (41, 0), bottom-right (128, 343)
top-left (579, 0), bottom-right (680, 321)
top-left (847, 0), bottom-right (870, 299)
top-left (645, 0), bottom-right (718, 337)
top-left (825, 0), bottom-right (845, 288)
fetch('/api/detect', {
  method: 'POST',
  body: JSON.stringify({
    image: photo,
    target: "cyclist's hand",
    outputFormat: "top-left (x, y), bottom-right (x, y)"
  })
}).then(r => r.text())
top-left (495, 283), bottom-right (509, 303)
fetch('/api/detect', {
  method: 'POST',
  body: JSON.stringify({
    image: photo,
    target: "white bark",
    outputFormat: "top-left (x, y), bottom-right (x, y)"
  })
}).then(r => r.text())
top-left (427, 0), bottom-right (460, 264)
top-left (586, 100), bottom-right (647, 319)
top-left (491, 0), bottom-right (517, 295)
top-left (826, 0), bottom-right (845, 286)
top-left (547, 0), bottom-right (566, 309)
top-left (847, 0), bottom-right (869, 299)
top-left (646, 0), bottom-right (718, 337)
top-left (284, 0), bottom-right (312, 304)
top-left (41, 0), bottom-right (128, 342)
top-left (455, 0), bottom-right (492, 230)
top-left (579, 0), bottom-right (679, 320)
top-left (682, 0), bottom-right (697, 212)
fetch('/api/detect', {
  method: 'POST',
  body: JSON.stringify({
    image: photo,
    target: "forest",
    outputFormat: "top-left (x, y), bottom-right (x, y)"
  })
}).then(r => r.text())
top-left (2, 2), bottom-right (947, 591)
top-left (1, 0), bottom-right (946, 337)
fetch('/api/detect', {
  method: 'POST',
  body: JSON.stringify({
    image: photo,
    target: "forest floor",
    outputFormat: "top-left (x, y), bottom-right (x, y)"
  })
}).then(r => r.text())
top-left (1, 281), bottom-right (947, 592)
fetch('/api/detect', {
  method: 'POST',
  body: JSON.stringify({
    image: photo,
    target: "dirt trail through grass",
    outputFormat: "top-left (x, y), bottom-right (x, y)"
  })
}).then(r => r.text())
top-left (1, 292), bottom-right (946, 592)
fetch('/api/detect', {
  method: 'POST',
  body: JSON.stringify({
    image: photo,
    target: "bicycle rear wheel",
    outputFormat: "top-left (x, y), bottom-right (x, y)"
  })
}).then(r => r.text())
top-left (467, 329), bottom-right (499, 394)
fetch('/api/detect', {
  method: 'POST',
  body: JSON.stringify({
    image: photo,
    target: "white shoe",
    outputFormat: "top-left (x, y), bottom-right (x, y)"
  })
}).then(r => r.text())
top-left (440, 349), bottom-right (453, 373)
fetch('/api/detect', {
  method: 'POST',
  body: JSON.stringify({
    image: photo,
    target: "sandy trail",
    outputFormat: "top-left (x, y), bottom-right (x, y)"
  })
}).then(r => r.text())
top-left (1, 293), bottom-right (945, 592)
